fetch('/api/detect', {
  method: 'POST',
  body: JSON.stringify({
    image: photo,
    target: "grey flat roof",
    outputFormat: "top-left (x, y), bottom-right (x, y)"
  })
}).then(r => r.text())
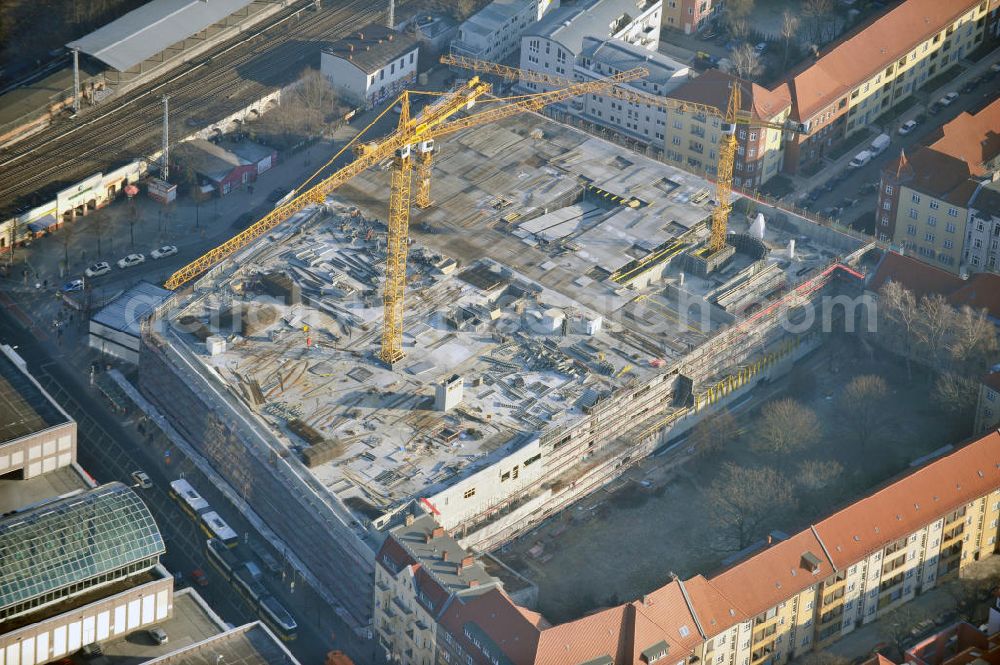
top-left (0, 464), bottom-right (89, 516)
top-left (144, 621), bottom-right (301, 665)
top-left (580, 36), bottom-right (688, 88)
top-left (91, 281), bottom-right (173, 336)
top-left (0, 347), bottom-right (71, 445)
top-left (527, 0), bottom-right (648, 55)
top-left (67, 0), bottom-right (256, 71)
top-left (461, 0), bottom-right (535, 36)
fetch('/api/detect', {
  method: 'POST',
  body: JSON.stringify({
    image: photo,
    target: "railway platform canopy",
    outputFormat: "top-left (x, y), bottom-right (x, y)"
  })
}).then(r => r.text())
top-left (67, 0), bottom-right (283, 84)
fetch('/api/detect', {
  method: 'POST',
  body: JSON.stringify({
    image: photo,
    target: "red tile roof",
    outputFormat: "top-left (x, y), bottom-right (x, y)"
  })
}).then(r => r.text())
top-left (925, 98), bottom-right (1000, 176)
top-left (707, 530), bottom-right (834, 620)
top-left (868, 251), bottom-right (964, 299)
top-left (815, 431), bottom-right (1000, 569)
top-left (670, 69), bottom-right (790, 122)
top-left (681, 575), bottom-right (747, 639)
top-left (785, 0), bottom-right (980, 121)
top-left (869, 252), bottom-right (1000, 319)
top-left (535, 605), bottom-right (629, 665)
top-left (438, 588), bottom-right (542, 665)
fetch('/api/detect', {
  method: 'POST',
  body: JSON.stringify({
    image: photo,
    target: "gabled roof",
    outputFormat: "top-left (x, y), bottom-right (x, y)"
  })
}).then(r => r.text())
top-left (924, 98), bottom-right (1000, 176)
top-left (868, 252), bottom-right (965, 300)
top-left (668, 69), bottom-right (790, 122)
top-left (323, 24), bottom-right (418, 75)
top-left (784, 0), bottom-right (980, 121)
top-left (868, 252), bottom-right (1000, 319)
top-left (814, 431), bottom-right (1000, 568)
top-left (535, 605), bottom-right (628, 665)
top-left (629, 580), bottom-right (703, 654)
top-left (681, 575), bottom-right (747, 639)
top-left (438, 588), bottom-right (542, 665)
top-left (708, 530), bottom-right (833, 620)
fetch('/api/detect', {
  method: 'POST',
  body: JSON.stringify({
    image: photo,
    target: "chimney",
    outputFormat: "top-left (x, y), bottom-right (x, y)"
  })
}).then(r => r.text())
top-left (405, 513), bottom-right (415, 526)
top-left (461, 555), bottom-right (474, 569)
top-left (432, 526), bottom-right (445, 539)
top-left (348, 43), bottom-right (354, 52)
top-left (468, 579), bottom-right (480, 588)
top-left (767, 534), bottom-right (773, 545)
top-left (387, 33), bottom-right (394, 40)
top-left (358, 31), bottom-right (364, 40)
top-left (424, 532), bottom-right (433, 543)
top-left (442, 550), bottom-right (450, 562)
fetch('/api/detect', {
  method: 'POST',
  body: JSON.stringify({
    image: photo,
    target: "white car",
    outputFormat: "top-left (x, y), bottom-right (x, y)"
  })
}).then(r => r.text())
top-left (117, 253), bottom-right (146, 269)
top-left (85, 262), bottom-right (111, 277)
top-left (131, 470), bottom-right (153, 489)
top-left (151, 245), bottom-right (178, 259)
top-left (938, 91), bottom-right (959, 106)
top-left (898, 120), bottom-right (918, 135)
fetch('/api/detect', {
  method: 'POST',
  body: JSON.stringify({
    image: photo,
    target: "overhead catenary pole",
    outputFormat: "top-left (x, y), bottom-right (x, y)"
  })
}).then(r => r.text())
top-left (386, 0), bottom-right (394, 29)
top-left (161, 95), bottom-right (170, 182)
top-left (72, 47), bottom-right (81, 115)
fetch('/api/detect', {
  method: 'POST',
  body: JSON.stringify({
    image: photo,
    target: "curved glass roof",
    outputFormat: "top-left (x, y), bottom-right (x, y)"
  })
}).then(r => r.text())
top-left (0, 482), bottom-right (164, 615)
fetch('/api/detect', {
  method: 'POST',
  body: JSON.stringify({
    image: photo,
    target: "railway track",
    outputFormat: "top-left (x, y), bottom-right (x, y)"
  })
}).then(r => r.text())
top-left (0, 0), bottom-right (390, 213)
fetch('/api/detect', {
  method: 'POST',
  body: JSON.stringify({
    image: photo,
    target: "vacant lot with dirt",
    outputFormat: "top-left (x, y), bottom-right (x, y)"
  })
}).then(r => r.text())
top-left (497, 335), bottom-right (971, 623)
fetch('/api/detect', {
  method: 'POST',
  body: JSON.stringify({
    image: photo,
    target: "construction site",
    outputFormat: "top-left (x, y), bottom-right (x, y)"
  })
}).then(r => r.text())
top-left (135, 72), bottom-right (872, 630)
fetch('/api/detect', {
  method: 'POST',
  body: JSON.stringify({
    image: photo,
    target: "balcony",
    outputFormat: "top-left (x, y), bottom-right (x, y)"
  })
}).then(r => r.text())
top-left (751, 645), bottom-right (775, 665)
top-left (822, 588), bottom-right (845, 607)
top-left (690, 126), bottom-right (706, 138)
top-left (753, 624), bottom-right (778, 643)
top-left (392, 596), bottom-right (413, 616)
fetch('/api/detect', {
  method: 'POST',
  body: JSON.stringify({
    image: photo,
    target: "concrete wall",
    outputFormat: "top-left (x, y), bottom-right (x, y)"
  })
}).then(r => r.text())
top-left (0, 422), bottom-right (76, 480)
top-left (0, 577), bottom-right (172, 665)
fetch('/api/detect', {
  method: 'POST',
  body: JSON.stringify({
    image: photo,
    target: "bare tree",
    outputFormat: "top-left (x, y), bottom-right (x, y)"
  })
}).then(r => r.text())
top-left (689, 409), bottom-right (739, 458)
top-left (288, 68), bottom-right (340, 138)
top-left (802, 0), bottom-right (834, 44)
top-left (879, 603), bottom-right (936, 654)
top-left (796, 459), bottom-right (844, 491)
top-left (725, 17), bottom-right (752, 44)
top-left (915, 294), bottom-right (956, 372)
top-left (780, 10), bottom-right (799, 69)
top-left (838, 374), bottom-right (889, 449)
top-left (729, 44), bottom-right (763, 81)
top-left (709, 464), bottom-right (797, 551)
top-left (753, 398), bottom-right (822, 453)
top-left (949, 305), bottom-right (999, 375)
top-left (934, 372), bottom-right (979, 421)
top-left (878, 281), bottom-right (919, 378)
top-left (60, 221), bottom-right (78, 274)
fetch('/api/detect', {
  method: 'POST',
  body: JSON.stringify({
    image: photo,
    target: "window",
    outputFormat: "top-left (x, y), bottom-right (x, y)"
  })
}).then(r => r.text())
top-left (946, 222), bottom-right (957, 233)
top-left (948, 207), bottom-right (959, 217)
top-left (390, 62), bottom-right (395, 74)
top-left (884, 184), bottom-right (894, 195)
top-left (883, 201), bottom-right (891, 211)
top-left (463, 488), bottom-right (476, 499)
top-left (911, 193), bottom-right (921, 203)
top-left (909, 208), bottom-right (919, 219)
top-left (927, 216), bottom-right (937, 226)
top-left (944, 239), bottom-right (953, 249)
top-left (410, 52), bottom-right (414, 64)
top-left (907, 224), bottom-right (917, 236)
top-left (881, 215), bottom-right (889, 226)
top-left (929, 200), bottom-right (939, 209)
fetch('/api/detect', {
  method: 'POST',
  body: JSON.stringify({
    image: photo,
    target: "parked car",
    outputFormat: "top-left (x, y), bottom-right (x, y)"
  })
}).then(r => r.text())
top-left (848, 150), bottom-right (874, 168)
top-left (938, 91), bottom-right (959, 106)
top-left (869, 133), bottom-right (891, 155)
top-left (131, 470), bottom-right (153, 489)
top-left (859, 182), bottom-right (878, 195)
top-left (117, 253), bottom-right (145, 269)
top-left (898, 119), bottom-right (918, 135)
top-left (928, 102), bottom-right (943, 115)
top-left (61, 279), bottom-right (84, 293)
top-left (754, 42), bottom-right (767, 55)
top-left (84, 262), bottom-right (111, 277)
top-left (190, 568), bottom-right (209, 587)
top-left (961, 79), bottom-right (979, 94)
top-left (151, 245), bottom-right (177, 259)
top-left (148, 628), bottom-right (168, 645)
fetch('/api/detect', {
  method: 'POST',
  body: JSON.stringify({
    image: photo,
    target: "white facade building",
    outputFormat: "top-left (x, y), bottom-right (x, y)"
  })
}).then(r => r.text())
top-left (568, 37), bottom-right (688, 148)
top-left (321, 24), bottom-right (420, 107)
top-left (963, 180), bottom-right (1000, 274)
top-left (518, 0), bottom-right (662, 90)
top-left (450, 0), bottom-right (558, 62)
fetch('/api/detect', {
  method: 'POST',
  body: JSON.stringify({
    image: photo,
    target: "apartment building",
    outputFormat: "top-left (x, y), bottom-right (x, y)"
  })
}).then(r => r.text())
top-left (518, 0), bottom-right (661, 90)
top-left (877, 98), bottom-right (1000, 273)
top-left (778, 0), bottom-right (989, 175)
top-left (320, 24), bottom-right (420, 107)
top-left (375, 429), bottom-right (1000, 665)
top-left (661, 0), bottom-right (716, 35)
top-left (976, 372), bottom-right (1000, 435)
top-left (558, 37), bottom-right (688, 150)
top-left (450, 0), bottom-right (559, 63)
top-left (965, 181), bottom-right (1000, 273)
top-left (663, 69), bottom-right (791, 188)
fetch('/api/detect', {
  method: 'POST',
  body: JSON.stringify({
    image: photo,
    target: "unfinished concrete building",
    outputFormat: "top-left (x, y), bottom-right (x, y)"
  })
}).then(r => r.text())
top-left (138, 112), bottom-right (870, 631)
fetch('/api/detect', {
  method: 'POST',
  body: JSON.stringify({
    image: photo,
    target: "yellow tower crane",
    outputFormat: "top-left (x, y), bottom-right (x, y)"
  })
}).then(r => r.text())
top-left (164, 66), bottom-right (648, 366)
top-left (441, 54), bottom-right (798, 254)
